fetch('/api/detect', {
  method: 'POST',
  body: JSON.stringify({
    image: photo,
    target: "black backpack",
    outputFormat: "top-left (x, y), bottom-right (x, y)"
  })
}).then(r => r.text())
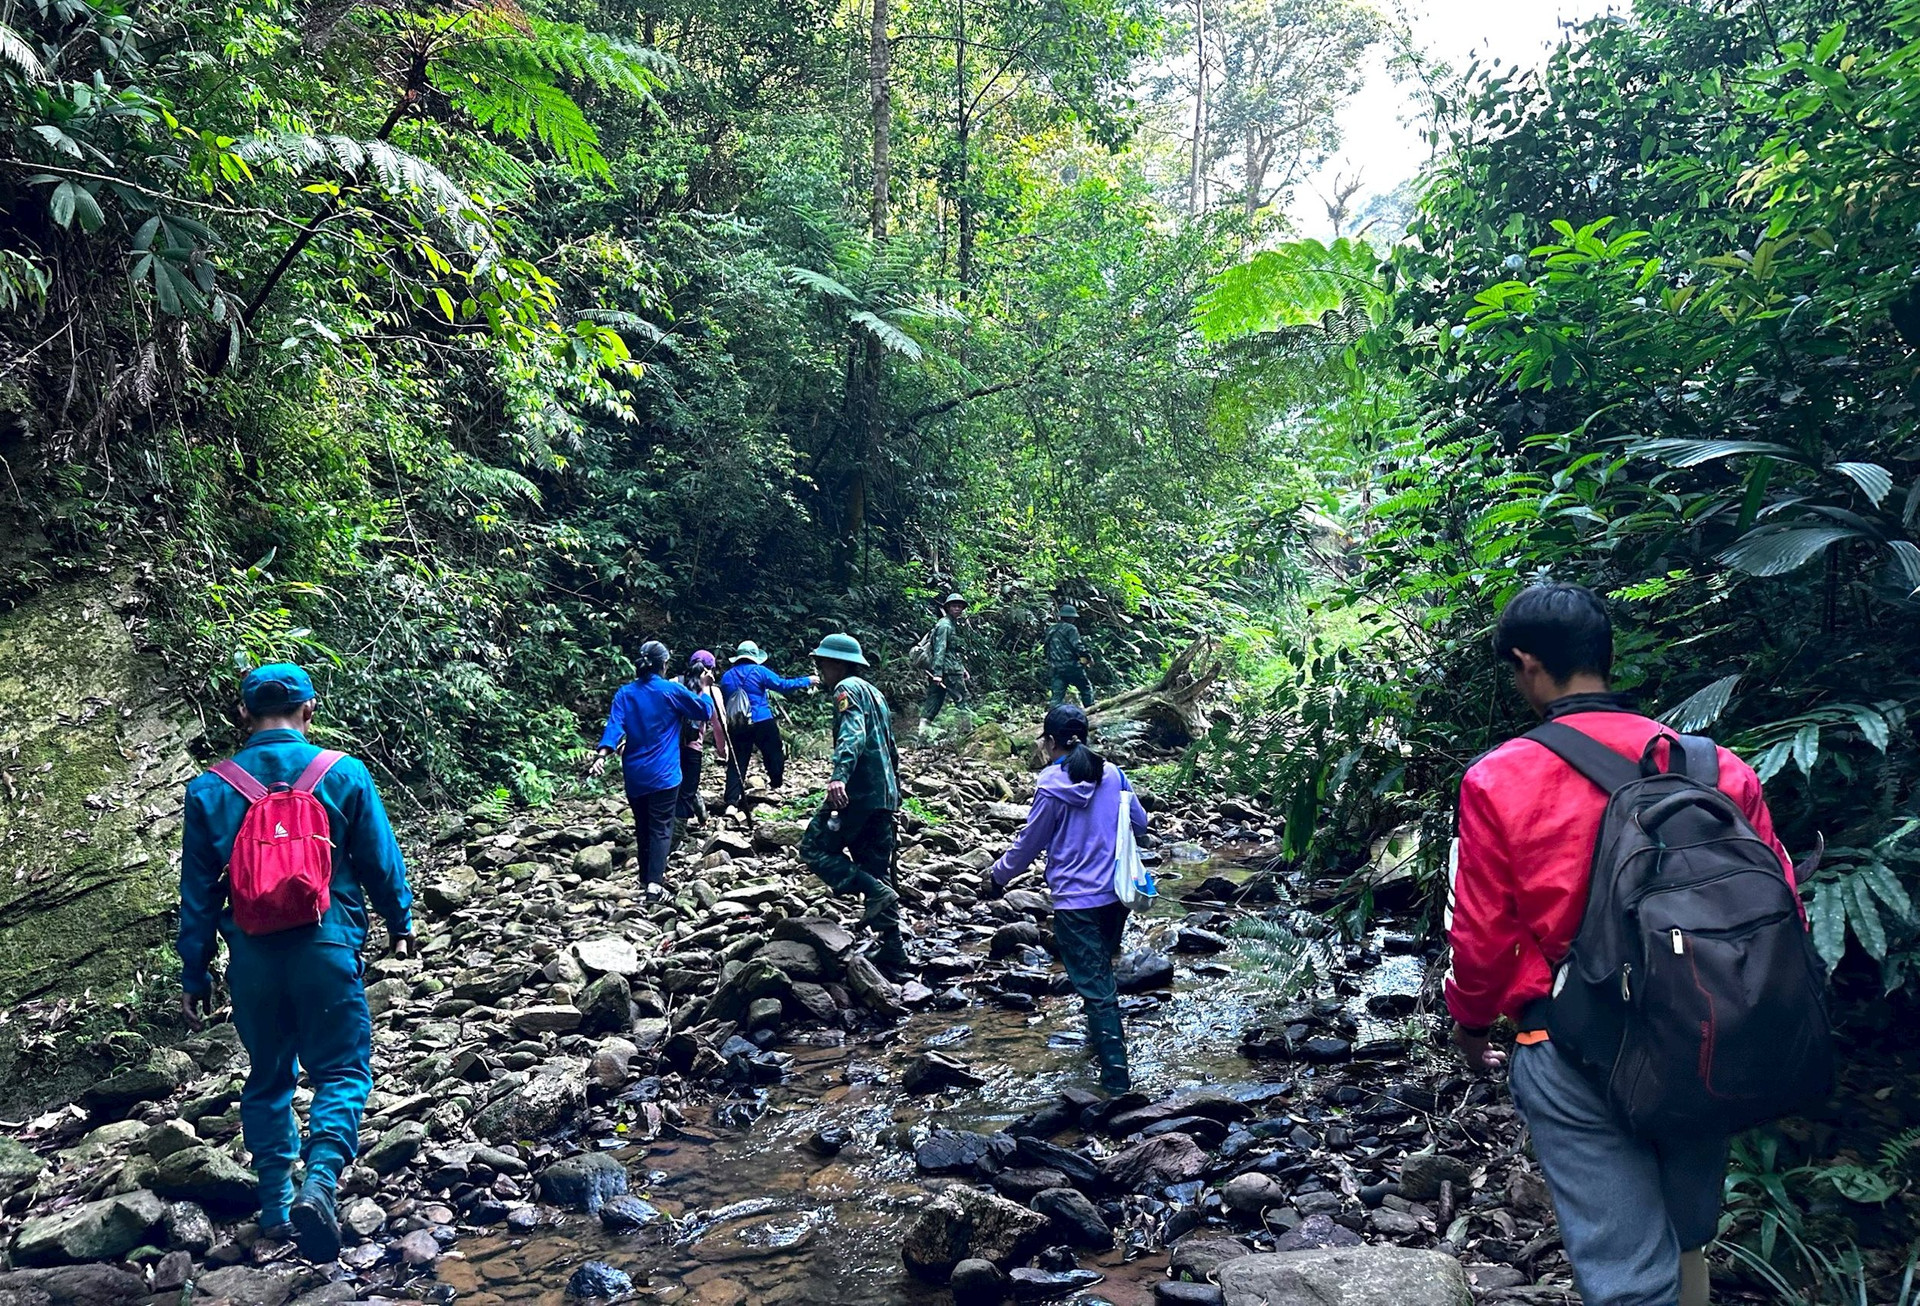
top-left (1527, 722), bottom-right (1834, 1137)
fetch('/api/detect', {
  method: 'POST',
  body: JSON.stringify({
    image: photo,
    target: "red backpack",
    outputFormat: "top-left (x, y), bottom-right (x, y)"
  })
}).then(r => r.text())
top-left (208, 750), bottom-right (344, 936)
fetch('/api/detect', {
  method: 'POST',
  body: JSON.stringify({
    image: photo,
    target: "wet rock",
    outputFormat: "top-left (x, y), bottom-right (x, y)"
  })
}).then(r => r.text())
top-left (772, 917), bottom-right (854, 975)
top-left (341, 1196), bottom-right (386, 1239)
top-left (787, 982), bottom-right (840, 1024)
top-left (1296, 1036), bottom-right (1352, 1063)
top-left (195, 1266), bottom-right (311, 1305)
top-left (578, 973), bottom-right (634, 1034)
top-left (1216, 1247), bottom-right (1471, 1306)
top-left (513, 1003), bottom-right (584, 1034)
top-left (1114, 947), bottom-right (1174, 993)
top-left (79, 1067), bottom-right (179, 1119)
top-left (1170, 1236), bottom-right (1251, 1281)
top-left (950, 1257), bottom-right (1009, 1304)
top-left (9, 1191), bottom-right (164, 1266)
top-left (1009, 1267), bottom-right (1102, 1299)
top-left (599, 1195), bottom-right (665, 1233)
top-left (362, 1119), bottom-right (428, 1176)
top-left (0, 1138), bottom-right (47, 1197)
top-left (1271, 1214), bottom-right (1361, 1252)
top-left (1111, 1091), bottom-right (1254, 1133)
top-left (989, 922), bottom-right (1042, 959)
top-left (539, 1152), bottom-right (629, 1213)
top-left (757, 939), bottom-right (824, 981)
top-left (990, 1167), bottom-right (1066, 1201)
top-left (1157, 1283), bottom-right (1227, 1306)
top-left (564, 1252), bottom-right (633, 1298)
top-left (162, 1201), bottom-right (213, 1252)
top-left (916, 1130), bottom-right (1016, 1178)
top-left (902, 1051), bottom-right (986, 1094)
top-left (1013, 1136), bottom-right (1101, 1192)
top-left (150, 1145), bottom-right (256, 1212)
top-left (473, 1068), bottom-right (586, 1141)
top-left (1174, 927), bottom-right (1230, 954)
top-left (0, 1264), bottom-right (147, 1304)
top-left (844, 954), bottom-right (905, 1016)
top-left (902, 1186), bottom-right (1047, 1278)
top-left (1397, 1154), bottom-right (1473, 1202)
top-left (1101, 1132), bottom-right (1209, 1190)
top-left (706, 960), bottom-right (791, 1025)
top-left (572, 936), bottom-right (641, 976)
top-left (1221, 1172), bottom-right (1284, 1220)
top-left (1031, 1187), bottom-right (1111, 1248)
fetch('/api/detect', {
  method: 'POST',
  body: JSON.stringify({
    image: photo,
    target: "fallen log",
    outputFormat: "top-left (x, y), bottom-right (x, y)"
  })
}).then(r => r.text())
top-left (1090, 637), bottom-right (1222, 745)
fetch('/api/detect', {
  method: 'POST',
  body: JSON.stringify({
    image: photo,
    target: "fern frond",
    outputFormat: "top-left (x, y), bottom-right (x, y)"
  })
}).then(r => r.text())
top-left (851, 310), bottom-right (923, 361)
top-left (783, 265), bottom-right (858, 301)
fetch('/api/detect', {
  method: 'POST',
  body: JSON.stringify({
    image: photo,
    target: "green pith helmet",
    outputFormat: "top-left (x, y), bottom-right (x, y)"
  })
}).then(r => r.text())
top-left (943, 592), bottom-right (966, 606)
top-left (731, 640), bottom-right (769, 664)
top-left (810, 632), bottom-right (869, 666)
top-left (1058, 603), bottom-right (1079, 619)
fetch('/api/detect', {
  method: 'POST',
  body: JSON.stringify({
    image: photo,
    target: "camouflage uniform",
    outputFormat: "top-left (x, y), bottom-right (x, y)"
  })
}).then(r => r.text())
top-left (920, 615), bottom-right (970, 722)
top-left (1044, 619), bottom-right (1094, 707)
top-left (800, 676), bottom-right (907, 967)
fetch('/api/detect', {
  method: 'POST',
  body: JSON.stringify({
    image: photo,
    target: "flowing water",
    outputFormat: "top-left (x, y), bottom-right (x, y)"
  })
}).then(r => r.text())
top-left (437, 857), bottom-right (1427, 1306)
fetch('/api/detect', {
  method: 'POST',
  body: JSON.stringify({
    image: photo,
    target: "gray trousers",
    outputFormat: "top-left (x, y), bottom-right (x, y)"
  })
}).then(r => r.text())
top-left (1509, 1040), bottom-right (1727, 1306)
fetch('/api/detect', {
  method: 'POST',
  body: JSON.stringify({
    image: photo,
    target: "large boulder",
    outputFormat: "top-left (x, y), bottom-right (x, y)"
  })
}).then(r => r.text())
top-left (1216, 1248), bottom-right (1471, 1306)
top-left (79, 1067), bottom-right (180, 1120)
top-left (150, 1146), bottom-right (256, 1212)
top-left (772, 918), bottom-right (854, 976)
top-left (9, 1191), bottom-right (164, 1266)
top-left (901, 1186), bottom-right (1047, 1279)
top-left (0, 1264), bottom-right (147, 1305)
top-left (190, 1265), bottom-right (310, 1306)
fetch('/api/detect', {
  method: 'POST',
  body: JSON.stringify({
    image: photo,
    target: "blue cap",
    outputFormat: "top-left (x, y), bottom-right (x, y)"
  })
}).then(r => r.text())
top-left (242, 663), bottom-right (315, 713)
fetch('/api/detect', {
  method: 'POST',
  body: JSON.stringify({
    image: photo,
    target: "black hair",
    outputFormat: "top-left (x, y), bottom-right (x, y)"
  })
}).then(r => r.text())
top-left (1042, 703), bottom-right (1106, 784)
top-left (1493, 583), bottom-right (1614, 683)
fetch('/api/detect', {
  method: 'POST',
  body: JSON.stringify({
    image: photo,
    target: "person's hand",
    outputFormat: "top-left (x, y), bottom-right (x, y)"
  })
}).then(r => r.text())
top-left (588, 751), bottom-right (610, 778)
top-left (701, 669), bottom-right (715, 687)
top-left (180, 991), bottom-right (211, 1030)
top-left (1452, 1024), bottom-right (1508, 1074)
top-left (808, 675), bottom-right (821, 687)
top-left (929, 675), bottom-right (945, 687)
top-left (826, 780), bottom-right (850, 810)
top-left (390, 932), bottom-right (416, 960)
top-left (979, 872), bottom-right (1006, 900)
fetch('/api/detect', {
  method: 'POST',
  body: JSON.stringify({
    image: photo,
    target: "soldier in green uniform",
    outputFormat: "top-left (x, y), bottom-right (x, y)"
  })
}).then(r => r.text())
top-left (920, 592), bottom-right (971, 725)
top-left (801, 633), bottom-right (911, 978)
top-left (1045, 602), bottom-right (1095, 707)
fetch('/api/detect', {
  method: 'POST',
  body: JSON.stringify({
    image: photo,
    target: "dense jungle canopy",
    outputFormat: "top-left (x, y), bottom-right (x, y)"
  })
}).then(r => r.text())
top-left (5, 0), bottom-right (1920, 1295)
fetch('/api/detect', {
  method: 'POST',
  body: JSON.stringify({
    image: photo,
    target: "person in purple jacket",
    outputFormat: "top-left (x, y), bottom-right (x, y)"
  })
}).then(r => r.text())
top-left (986, 703), bottom-right (1148, 1093)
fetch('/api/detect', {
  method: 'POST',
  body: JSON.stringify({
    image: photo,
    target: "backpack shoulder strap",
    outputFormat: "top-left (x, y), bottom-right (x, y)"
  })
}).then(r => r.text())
top-left (292, 749), bottom-right (345, 795)
top-left (1523, 722), bottom-right (1641, 795)
top-left (1673, 734), bottom-right (1720, 786)
top-left (208, 759), bottom-right (269, 804)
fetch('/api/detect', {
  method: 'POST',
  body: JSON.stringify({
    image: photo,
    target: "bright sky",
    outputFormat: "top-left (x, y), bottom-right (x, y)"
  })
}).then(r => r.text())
top-left (1287, 0), bottom-right (1621, 238)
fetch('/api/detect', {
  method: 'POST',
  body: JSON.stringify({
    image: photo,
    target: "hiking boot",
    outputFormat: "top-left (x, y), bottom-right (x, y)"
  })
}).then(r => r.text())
top-left (876, 955), bottom-right (915, 984)
top-left (289, 1176), bottom-right (341, 1263)
top-left (860, 881), bottom-right (899, 926)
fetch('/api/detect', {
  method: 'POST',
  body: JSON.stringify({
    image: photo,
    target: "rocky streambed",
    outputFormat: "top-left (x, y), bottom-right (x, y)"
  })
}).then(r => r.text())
top-left (0, 736), bottom-right (1579, 1306)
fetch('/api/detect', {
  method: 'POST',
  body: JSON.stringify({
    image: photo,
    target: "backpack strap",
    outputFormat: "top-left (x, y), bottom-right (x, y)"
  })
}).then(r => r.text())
top-left (208, 759), bottom-right (270, 804)
top-left (1675, 735), bottom-right (1720, 786)
top-left (1523, 722), bottom-right (1641, 795)
top-left (292, 750), bottom-right (345, 795)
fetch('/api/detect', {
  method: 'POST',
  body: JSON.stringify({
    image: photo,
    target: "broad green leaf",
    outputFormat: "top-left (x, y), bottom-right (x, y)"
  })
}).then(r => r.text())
top-left (1813, 21), bottom-right (1847, 63)
top-left (1849, 705), bottom-right (1890, 752)
top-left (48, 180), bottom-right (76, 228)
top-left (1633, 439), bottom-right (1798, 468)
top-left (1809, 882), bottom-right (1847, 970)
top-left (1792, 722), bottom-right (1820, 774)
top-left (1833, 461), bottom-right (1893, 506)
top-left (1720, 524), bottom-right (1860, 577)
top-left (1863, 864), bottom-right (1914, 921)
top-left (1849, 876), bottom-right (1889, 960)
top-left (1887, 540), bottom-right (1920, 594)
top-left (1661, 675), bottom-right (1740, 733)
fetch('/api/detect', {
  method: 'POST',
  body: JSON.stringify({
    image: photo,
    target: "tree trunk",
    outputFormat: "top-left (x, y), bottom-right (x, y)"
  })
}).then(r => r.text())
top-left (1090, 637), bottom-right (1222, 744)
top-left (956, 0), bottom-right (973, 288)
top-left (870, 0), bottom-right (890, 240)
top-left (1188, 0), bottom-right (1207, 215)
top-left (1244, 128), bottom-right (1263, 218)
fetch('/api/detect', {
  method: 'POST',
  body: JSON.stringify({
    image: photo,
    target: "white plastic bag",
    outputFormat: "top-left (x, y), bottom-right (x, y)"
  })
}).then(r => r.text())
top-left (1112, 778), bottom-right (1157, 908)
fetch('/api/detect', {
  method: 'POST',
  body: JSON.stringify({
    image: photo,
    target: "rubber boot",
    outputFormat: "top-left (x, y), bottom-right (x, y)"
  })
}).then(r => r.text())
top-left (258, 1166), bottom-right (295, 1234)
top-left (290, 1173), bottom-right (342, 1264)
top-left (1679, 1248), bottom-right (1709, 1306)
top-left (857, 876), bottom-right (899, 926)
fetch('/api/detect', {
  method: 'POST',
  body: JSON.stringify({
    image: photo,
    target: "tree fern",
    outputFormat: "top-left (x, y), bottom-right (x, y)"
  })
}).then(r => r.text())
top-left (235, 132), bottom-right (495, 253)
top-left (0, 20), bottom-right (44, 84)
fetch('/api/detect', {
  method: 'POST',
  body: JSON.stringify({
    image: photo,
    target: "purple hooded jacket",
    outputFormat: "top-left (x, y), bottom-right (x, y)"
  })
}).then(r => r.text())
top-left (990, 760), bottom-right (1150, 910)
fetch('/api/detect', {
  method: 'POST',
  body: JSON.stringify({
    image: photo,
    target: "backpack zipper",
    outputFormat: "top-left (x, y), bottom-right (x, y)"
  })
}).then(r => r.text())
top-left (1671, 928), bottom-right (1684, 955)
top-left (1620, 963), bottom-right (1633, 1002)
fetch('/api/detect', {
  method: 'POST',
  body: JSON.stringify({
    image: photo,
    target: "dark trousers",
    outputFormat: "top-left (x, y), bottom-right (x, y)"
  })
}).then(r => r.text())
top-left (676, 745), bottom-right (706, 821)
top-left (1049, 665), bottom-right (1095, 707)
top-left (800, 805), bottom-right (906, 967)
top-left (227, 938), bottom-right (371, 1221)
top-left (921, 679), bottom-right (969, 722)
top-left (627, 784), bottom-right (678, 888)
top-left (1053, 902), bottom-right (1130, 1091)
top-left (724, 719), bottom-right (785, 808)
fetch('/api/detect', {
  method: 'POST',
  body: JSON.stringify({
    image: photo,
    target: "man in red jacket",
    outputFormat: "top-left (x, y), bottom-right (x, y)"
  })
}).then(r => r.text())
top-left (1447, 584), bottom-right (1797, 1306)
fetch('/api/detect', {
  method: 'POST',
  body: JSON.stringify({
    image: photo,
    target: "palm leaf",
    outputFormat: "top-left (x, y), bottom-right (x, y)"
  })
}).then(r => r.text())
top-left (1718, 523), bottom-right (1861, 577)
top-left (1886, 540), bottom-right (1920, 594)
top-left (0, 22), bottom-right (46, 82)
top-left (1833, 461), bottom-right (1894, 506)
top-left (783, 266), bottom-right (858, 302)
top-left (850, 310), bottom-right (923, 361)
top-left (1632, 438), bottom-right (1800, 468)
top-left (1660, 674), bottom-right (1741, 732)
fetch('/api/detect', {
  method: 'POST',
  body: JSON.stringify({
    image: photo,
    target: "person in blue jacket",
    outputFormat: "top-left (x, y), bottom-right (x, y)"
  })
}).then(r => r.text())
top-left (177, 663), bottom-right (414, 1264)
top-left (591, 641), bottom-right (716, 897)
top-left (719, 640), bottom-right (817, 812)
